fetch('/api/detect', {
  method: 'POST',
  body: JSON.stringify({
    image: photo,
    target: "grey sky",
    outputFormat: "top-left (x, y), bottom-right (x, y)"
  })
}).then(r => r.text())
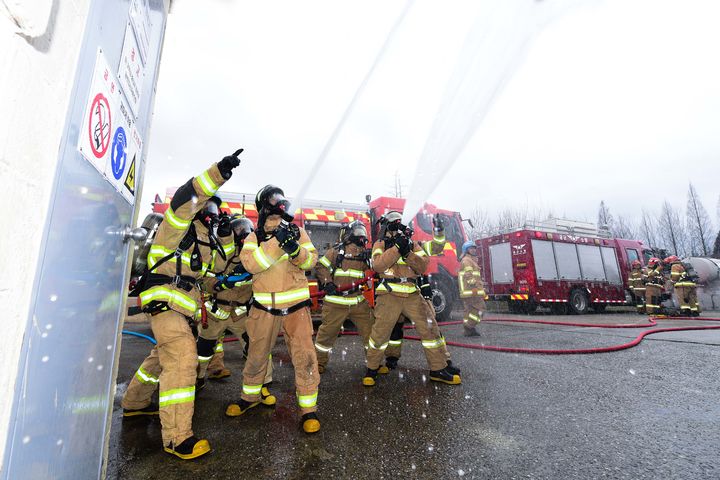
top-left (142, 0), bottom-right (720, 229)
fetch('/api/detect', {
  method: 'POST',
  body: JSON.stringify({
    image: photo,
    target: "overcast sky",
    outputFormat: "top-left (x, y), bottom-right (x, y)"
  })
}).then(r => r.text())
top-left (141, 0), bottom-right (720, 229)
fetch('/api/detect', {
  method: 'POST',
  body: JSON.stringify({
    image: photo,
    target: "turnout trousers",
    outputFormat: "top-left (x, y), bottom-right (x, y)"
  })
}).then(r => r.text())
top-left (199, 313), bottom-right (273, 383)
top-left (367, 293), bottom-right (448, 371)
top-left (645, 285), bottom-right (663, 315)
top-left (462, 297), bottom-right (485, 328)
top-left (241, 306), bottom-right (319, 414)
top-left (121, 310), bottom-right (197, 447)
top-left (315, 300), bottom-right (374, 368)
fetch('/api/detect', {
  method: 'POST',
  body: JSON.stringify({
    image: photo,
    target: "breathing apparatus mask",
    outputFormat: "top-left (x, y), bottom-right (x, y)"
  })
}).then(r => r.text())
top-left (196, 196), bottom-right (230, 261)
top-left (381, 211), bottom-right (413, 239)
top-left (231, 216), bottom-right (254, 247)
top-left (256, 185), bottom-right (295, 240)
top-left (341, 221), bottom-right (368, 247)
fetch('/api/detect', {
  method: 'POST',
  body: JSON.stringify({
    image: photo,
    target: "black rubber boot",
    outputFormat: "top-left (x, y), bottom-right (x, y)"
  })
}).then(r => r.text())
top-left (302, 412), bottom-right (321, 433)
top-left (429, 367), bottom-right (461, 385)
top-left (225, 398), bottom-right (259, 417)
top-left (385, 356), bottom-right (399, 370)
top-left (445, 360), bottom-right (461, 375)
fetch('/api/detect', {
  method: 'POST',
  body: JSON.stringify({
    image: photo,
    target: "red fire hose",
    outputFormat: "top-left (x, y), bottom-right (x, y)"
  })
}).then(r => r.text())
top-left (221, 315), bottom-right (720, 356)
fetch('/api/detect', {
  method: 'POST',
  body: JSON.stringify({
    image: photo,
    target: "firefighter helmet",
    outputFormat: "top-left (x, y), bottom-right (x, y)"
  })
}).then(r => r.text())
top-left (231, 216), bottom-right (254, 242)
top-left (340, 220), bottom-right (368, 246)
top-left (631, 260), bottom-right (641, 269)
top-left (461, 240), bottom-right (477, 256)
top-left (648, 257), bottom-right (661, 268)
top-left (664, 255), bottom-right (680, 265)
top-left (255, 185), bottom-right (290, 214)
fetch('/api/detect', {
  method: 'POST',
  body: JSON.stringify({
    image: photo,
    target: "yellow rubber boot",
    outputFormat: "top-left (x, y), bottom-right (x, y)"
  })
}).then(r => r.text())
top-left (302, 412), bottom-right (321, 433)
top-left (225, 399), bottom-right (259, 417)
top-left (362, 368), bottom-right (378, 386)
top-left (429, 369), bottom-right (462, 385)
top-left (163, 436), bottom-right (211, 460)
top-left (261, 385), bottom-right (277, 406)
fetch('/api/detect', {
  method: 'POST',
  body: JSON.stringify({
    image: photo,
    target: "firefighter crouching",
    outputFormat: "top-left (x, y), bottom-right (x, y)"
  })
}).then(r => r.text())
top-left (121, 150), bottom-right (242, 460)
top-left (226, 185), bottom-right (321, 434)
top-left (195, 216), bottom-right (275, 401)
top-left (314, 220), bottom-right (374, 373)
top-left (666, 256), bottom-right (701, 317)
top-left (628, 260), bottom-right (646, 314)
top-left (363, 211), bottom-right (461, 386)
top-left (458, 241), bottom-right (486, 337)
top-left (644, 257), bottom-right (665, 315)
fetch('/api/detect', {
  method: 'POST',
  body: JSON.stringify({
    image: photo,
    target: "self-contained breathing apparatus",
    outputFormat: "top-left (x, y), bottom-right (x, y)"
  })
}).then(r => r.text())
top-left (375, 211), bottom-right (434, 300)
top-left (321, 220), bottom-right (371, 297)
top-left (129, 197), bottom-right (232, 301)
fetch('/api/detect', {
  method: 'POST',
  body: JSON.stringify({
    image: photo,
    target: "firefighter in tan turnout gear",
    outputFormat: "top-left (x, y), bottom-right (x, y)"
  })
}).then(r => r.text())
top-left (121, 150), bottom-right (243, 460)
top-left (666, 255), bottom-right (701, 317)
top-left (363, 211), bottom-right (461, 386)
top-left (644, 257), bottom-right (665, 315)
top-left (226, 185), bottom-right (321, 434)
top-left (458, 240), bottom-right (486, 337)
top-left (314, 220), bottom-right (374, 373)
top-left (628, 260), bottom-right (646, 314)
top-left (195, 216), bottom-right (274, 401)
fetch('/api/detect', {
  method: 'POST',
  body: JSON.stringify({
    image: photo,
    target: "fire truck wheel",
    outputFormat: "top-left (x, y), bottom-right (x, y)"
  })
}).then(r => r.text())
top-left (431, 280), bottom-right (455, 322)
top-left (568, 289), bottom-right (590, 315)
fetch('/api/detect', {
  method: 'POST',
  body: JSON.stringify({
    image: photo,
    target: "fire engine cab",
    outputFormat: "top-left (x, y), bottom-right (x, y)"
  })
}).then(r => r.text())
top-left (475, 219), bottom-right (653, 314)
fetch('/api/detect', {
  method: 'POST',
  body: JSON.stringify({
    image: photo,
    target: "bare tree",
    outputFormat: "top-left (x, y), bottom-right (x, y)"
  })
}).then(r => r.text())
top-left (467, 206), bottom-right (492, 240)
top-left (686, 183), bottom-right (714, 256)
top-left (495, 206), bottom-right (527, 232)
top-left (657, 201), bottom-right (689, 257)
top-left (639, 209), bottom-right (659, 248)
top-left (614, 215), bottom-right (637, 239)
top-left (714, 231), bottom-right (720, 259)
top-left (597, 200), bottom-right (615, 233)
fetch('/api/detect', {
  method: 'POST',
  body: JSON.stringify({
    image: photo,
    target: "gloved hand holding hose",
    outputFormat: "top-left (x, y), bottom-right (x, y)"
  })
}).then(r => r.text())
top-left (394, 235), bottom-right (412, 258)
top-left (275, 222), bottom-right (301, 257)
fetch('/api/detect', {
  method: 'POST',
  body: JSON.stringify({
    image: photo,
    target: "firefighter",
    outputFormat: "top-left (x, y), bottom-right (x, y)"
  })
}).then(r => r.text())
top-left (226, 185), bottom-right (321, 434)
top-left (314, 220), bottom-right (374, 373)
top-left (644, 257), bottom-right (666, 315)
top-left (195, 217), bottom-right (275, 402)
top-left (666, 256), bottom-right (701, 317)
top-left (363, 211), bottom-right (461, 386)
top-left (458, 240), bottom-right (486, 337)
top-left (627, 260), bottom-right (646, 314)
top-left (121, 150), bottom-right (242, 460)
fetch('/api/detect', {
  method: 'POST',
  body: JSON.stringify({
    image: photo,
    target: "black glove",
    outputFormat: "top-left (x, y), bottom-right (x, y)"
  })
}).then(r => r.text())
top-left (217, 213), bottom-right (232, 237)
top-left (432, 213), bottom-right (444, 236)
top-left (275, 223), bottom-right (301, 257)
top-left (394, 235), bottom-right (412, 257)
top-left (323, 282), bottom-right (338, 296)
top-left (217, 148), bottom-right (243, 179)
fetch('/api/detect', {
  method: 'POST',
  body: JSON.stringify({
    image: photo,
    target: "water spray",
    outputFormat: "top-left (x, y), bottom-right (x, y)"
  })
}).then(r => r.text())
top-left (401, 0), bottom-right (596, 224)
top-left (286, 0), bottom-right (415, 215)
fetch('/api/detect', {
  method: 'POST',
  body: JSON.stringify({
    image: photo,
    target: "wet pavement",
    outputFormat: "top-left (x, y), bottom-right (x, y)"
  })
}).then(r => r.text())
top-left (107, 309), bottom-right (720, 479)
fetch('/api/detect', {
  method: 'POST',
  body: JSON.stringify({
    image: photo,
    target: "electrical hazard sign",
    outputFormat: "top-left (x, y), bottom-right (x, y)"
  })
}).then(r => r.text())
top-left (79, 48), bottom-right (142, 205)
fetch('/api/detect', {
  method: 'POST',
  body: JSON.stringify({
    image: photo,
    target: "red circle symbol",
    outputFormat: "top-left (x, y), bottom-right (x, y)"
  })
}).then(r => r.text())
top-left (88, 93), bottom-right (112, 159)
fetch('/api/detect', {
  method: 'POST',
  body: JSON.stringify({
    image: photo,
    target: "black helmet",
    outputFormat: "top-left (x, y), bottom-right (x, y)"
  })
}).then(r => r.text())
top-left (341, 220), bottom-right (368, 246)
top-left (255, 185), bottom-right (289, 213)
top-left (231, 216), bottom-right (254, 242)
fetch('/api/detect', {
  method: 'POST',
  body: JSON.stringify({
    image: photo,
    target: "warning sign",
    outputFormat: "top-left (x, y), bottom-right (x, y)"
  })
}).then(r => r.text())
top-left (124, 155), bottom-right (136, 195)
top-left (79, 48), bottom-right (142, 205)
top-left (79, 49), bottom-right (121, 173)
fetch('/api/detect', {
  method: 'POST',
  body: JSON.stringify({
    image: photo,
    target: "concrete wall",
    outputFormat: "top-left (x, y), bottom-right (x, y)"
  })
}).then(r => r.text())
top-left (0, 0), bottom-right (90, 468)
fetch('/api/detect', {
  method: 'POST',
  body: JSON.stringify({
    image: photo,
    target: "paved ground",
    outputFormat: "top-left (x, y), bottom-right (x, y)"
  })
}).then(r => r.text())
top-left (107, 308), bottom-right (720, 479)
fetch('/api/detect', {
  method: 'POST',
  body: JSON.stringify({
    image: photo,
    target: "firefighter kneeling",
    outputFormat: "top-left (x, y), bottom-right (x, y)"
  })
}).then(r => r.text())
top-left (363, 211), bottom-right (461, 386)
top-left (225, 185), bottom-right (321, 434)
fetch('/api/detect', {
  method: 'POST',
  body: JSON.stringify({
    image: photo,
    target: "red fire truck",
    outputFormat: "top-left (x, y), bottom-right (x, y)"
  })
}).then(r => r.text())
top-left (147, 191), bottom-right (469, 320)
top-left (474, 219), bottom-right (653, 314)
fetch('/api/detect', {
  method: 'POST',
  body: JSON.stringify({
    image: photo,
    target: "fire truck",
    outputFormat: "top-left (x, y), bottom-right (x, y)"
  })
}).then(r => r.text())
top-left (474, 219), bottom-right (653, 314)
top-left (144, 190), bottom-right (469, 320)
